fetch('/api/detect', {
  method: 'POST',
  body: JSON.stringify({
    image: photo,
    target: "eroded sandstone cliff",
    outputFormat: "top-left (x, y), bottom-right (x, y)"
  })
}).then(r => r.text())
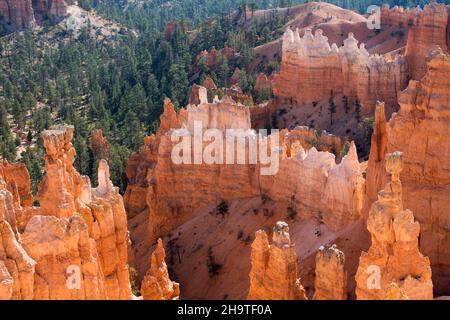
top-left (405, 3), bottom-right (449, 80)
top-left (125, 94), bottom-right (365, 251)
top-left (0, 0), bottom-right (35, 29)
top-left (272, 28), bottom-right (408, 117)
top-left (386, 47), bottom-right (450, 295)
top-left (0, 176), bottom-right (35, 300)
top-left (0, 125), bottom-right (132, 300)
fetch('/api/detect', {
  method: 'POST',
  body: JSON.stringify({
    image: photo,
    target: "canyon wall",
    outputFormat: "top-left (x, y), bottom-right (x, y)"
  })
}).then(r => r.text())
top-left (0, 175), bottom-right (35, 300)
top-left (385, 47), bottom-right (450, 295)
top-left (356, 152), bottom-right (433, 300)
top-left (405, 3), bottom-right (449, 80)
top-left (247, 221), bottom-right (306, 300)
top-left (380, 5), bottom-right (421, 28)
top-left (0, 125), bottom-right (132, 300)
top-left (272, 28), bottom-right (408, 116)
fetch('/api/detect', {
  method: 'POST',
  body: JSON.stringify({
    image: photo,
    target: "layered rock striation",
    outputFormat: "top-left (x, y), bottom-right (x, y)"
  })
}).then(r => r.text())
top-left (272, 28), bottom-right (408, 116)
top-left (386, 47), bottom-right (450, 295)
top-left (0, 125), bottom-right (132, 300)
top-left (0, 0), bottom-right (35, 29)
top-left (405, 3), bottom-right (449, 80)
top-left (124, 94), bottom-right (366, 250)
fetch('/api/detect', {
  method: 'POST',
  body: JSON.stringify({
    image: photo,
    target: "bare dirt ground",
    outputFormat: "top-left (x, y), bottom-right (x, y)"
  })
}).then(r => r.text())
top-left (129, 196), bottom-right (370, 300)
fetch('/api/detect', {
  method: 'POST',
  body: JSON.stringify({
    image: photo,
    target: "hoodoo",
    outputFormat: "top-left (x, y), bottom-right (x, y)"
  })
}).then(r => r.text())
top-left (248, 222), bottom-right (307, 300)
top-left (140, 239), bottom-right (180, 300)
top-left (355, 152), bottom-right (433, 300)
top-left (0, 125), bottom-right (132, 299)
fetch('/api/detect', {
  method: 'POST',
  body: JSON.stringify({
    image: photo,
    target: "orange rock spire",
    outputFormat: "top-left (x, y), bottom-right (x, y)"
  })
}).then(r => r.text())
top-left (140, 239), bottom-right (180, 300)
top-left (248, 221), bottom-right (306, 300)
top-left (355, 152), bottom-right (433, 300)
top-left (1, 125), bottom-right (133, 300)
top-left (314, 244), bottom-right (347, 300)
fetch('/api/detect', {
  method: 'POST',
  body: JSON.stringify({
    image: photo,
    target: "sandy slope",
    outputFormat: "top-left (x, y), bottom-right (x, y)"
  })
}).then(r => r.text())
top-left (130, 195), bottom-right (370, 300)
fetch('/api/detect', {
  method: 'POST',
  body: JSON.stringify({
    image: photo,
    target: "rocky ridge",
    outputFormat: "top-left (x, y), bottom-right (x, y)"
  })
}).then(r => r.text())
top-left (273, 28), bottom-right (408, 116)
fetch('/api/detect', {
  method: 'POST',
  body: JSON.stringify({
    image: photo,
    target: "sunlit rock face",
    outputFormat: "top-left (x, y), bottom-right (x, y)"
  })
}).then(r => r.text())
top-left (247, 222), bottom-right (307, 300)
top-left (0, 161), bottom-right (33, 208)
top-left (0, 175), bottom-right (35, 300)
top-left (0, 125), bottom-right (132, 300)
top-left (272, 28), bottom-right (408, 116)
top-left (0, 163), bottom-right (36, 300)
top-left (386, 47), bottom-right (450, 295)
top-left (355, 152), bottom-right (433, 300)
top-left (314, 244), bottom-right (347, 300)
top-left (124, 96), bottom-right (365, 251)
top-left (140, 238), bottom-right (179, 300)
top-left (405, 3), bottom-right (449, 80)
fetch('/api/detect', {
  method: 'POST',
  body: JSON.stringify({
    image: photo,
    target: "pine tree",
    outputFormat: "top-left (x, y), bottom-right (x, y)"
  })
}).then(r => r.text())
top-left (328, 95), bottom-right (337, 125)
top-left (355, 98), bottom-right (362, 123)
top-left (343, 95), bottom-right (349, 114)
top-left (216, 54), bottom-right (230, 87)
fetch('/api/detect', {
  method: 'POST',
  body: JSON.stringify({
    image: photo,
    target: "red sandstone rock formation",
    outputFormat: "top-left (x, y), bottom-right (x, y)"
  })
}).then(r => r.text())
top-left (21, 214), bottom-right (107, 299)
top-left (0, 176), bottom-right (35, 300)
top-left (272, 28), bottom-right (408, 116)
top-left (0, 125), bottom-right (132, 300)
top-left (380, 4), bottom-right (421, 28)
top-left (124, 96), bottom-right (365, 256)
top-left (247, 221), bottom-right (306, 300)
top-left (314, 244), bottom-right (346, 300)
top-left (386, 47), bottom-right (450, 295)
top-left (0, 0), bottom-right (35, 29)
top-left (230, 68), bottom-right (241, 86)
top-left (364, 101), bottom-right (388, 218)
top-left (355, 152), bottom-right (433, 300)
top-left (0, 0), bottom-right (68, 31)
top-left (223, 86), bottom-right (254, 106)
top-left (140, 239), bottom-right (180, 300)
top-left (196, 47), bottom-right (236, 70)
top-left (188, 84), bottom-right (208, 106)
top-left (47, 0), bottom-right (68, 21)
top-left (0, 161), bottom-right (33, 208)
top-left (405, 3), bottom-right (449, 80)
